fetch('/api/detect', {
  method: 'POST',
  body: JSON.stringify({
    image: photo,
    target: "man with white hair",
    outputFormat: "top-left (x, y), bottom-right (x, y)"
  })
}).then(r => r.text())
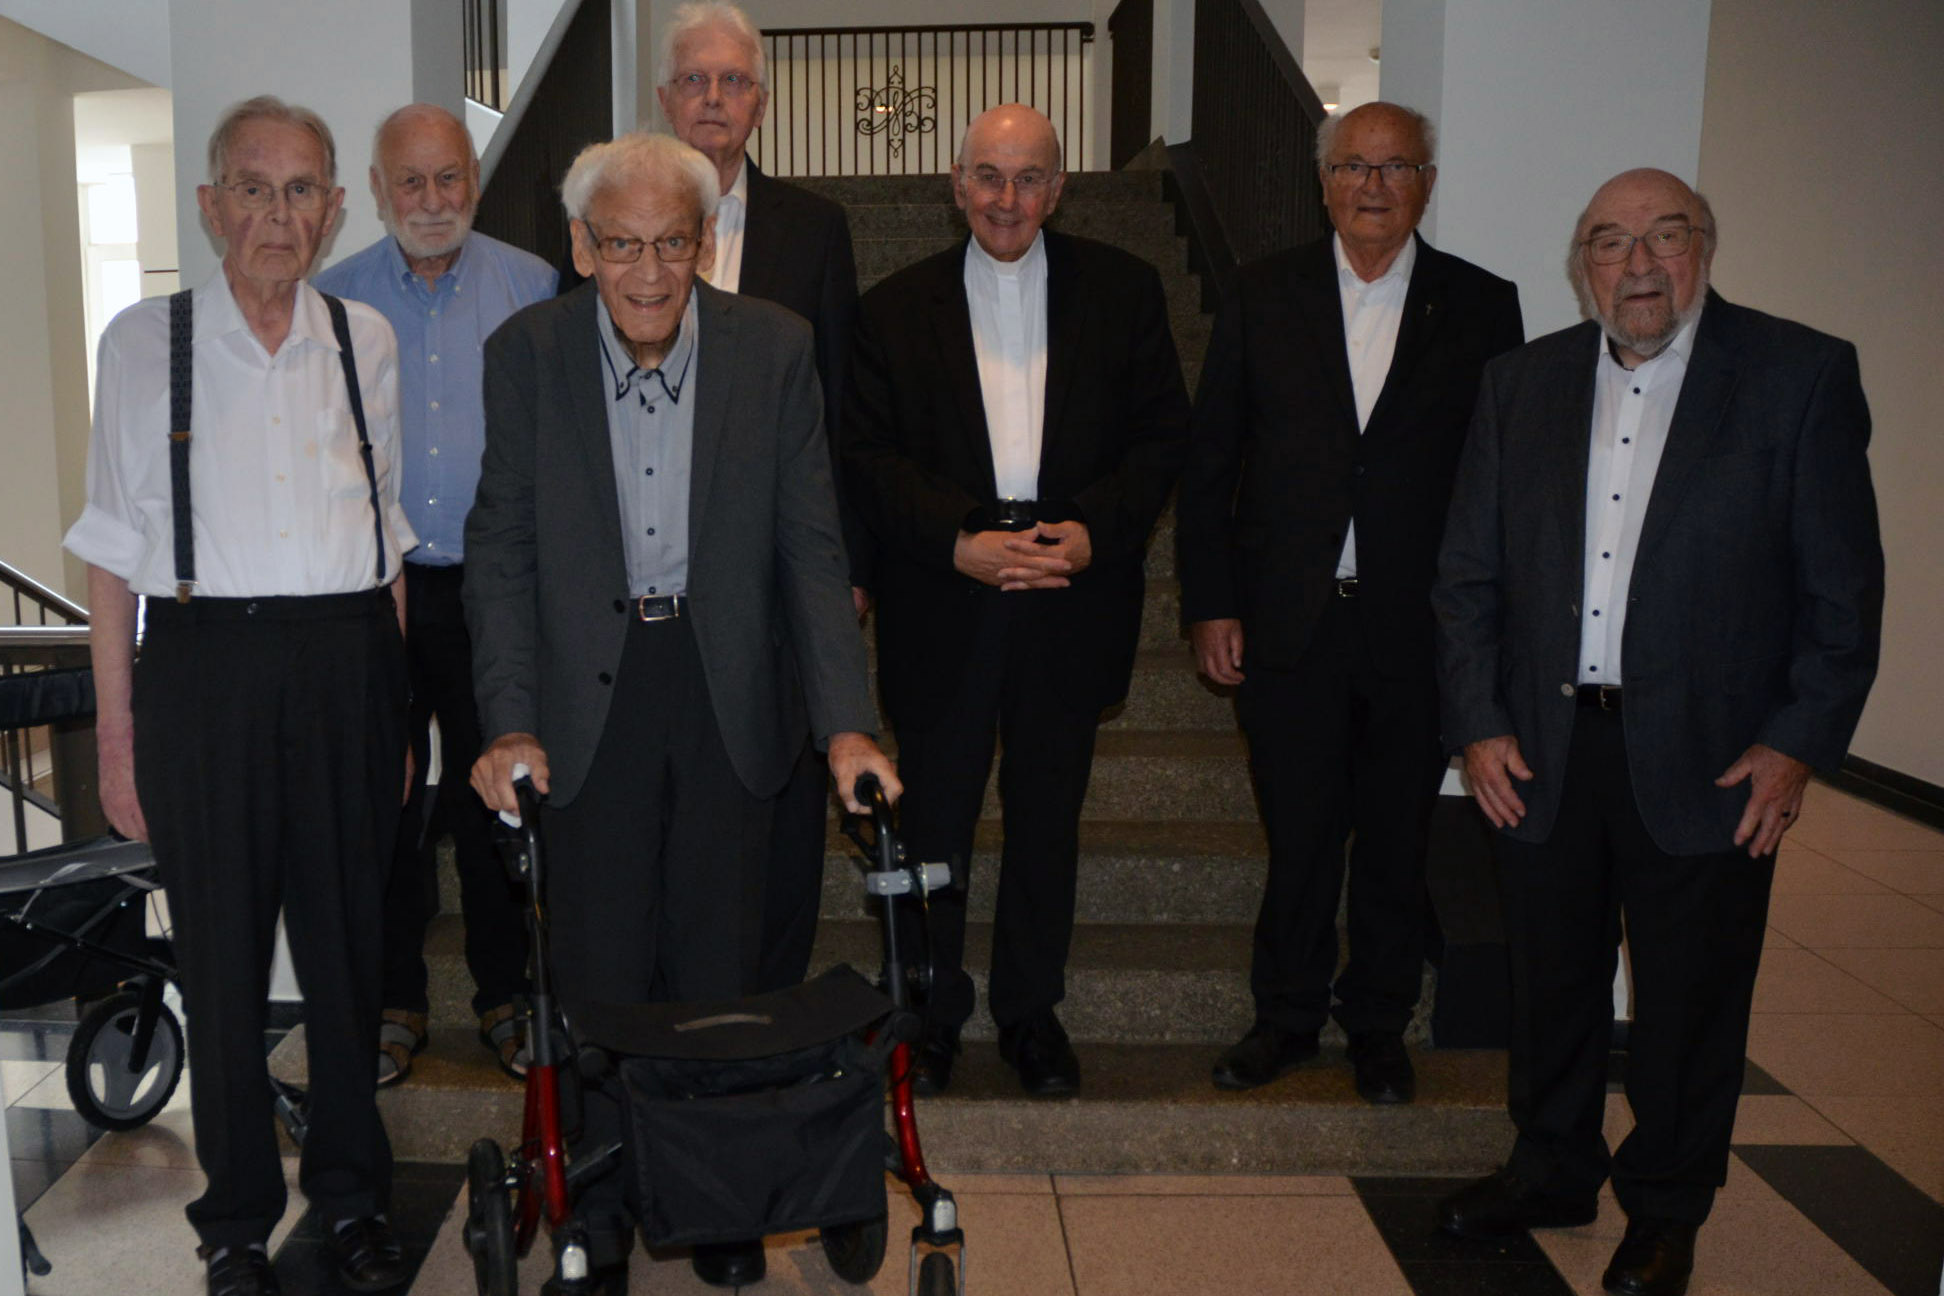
top-left (314, 103), bottom-right (555, 1090)
top-left (67, 95), bottom-right (415, 1296)
top-left (654, 1), bottom-right (867, 995)
top-left (1433, 168), bottom-right (1882, 1296)
top-left (464, 130), bottom-right (895, 1292)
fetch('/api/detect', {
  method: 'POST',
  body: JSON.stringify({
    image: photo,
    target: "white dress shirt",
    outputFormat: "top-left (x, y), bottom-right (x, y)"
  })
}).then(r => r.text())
top-left (1577, 312), bottom-right (1700, 685)
top-left (964, 231), bottom-right (1049, 502)
top-left (64, 268), bottom-right (415, 598)
top-left (708, 156), bottom-right (750, 294)
top-left (1333, 233), bottom-right (1416, 579)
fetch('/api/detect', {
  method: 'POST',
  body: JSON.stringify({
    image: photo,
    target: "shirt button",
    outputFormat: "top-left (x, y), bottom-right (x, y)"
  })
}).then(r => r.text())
top-left (1602, 551), bottom-right (1611, 559)
top-left (1612, 494), bottom-right (1621, 501)
top-left (429, 354), bottom-right (440, 363)
top-left (1592, 609), bottom-right (1602, 617)
top-left (428, 497), bottom-right (438, 506)
top-left (646, 405), bottom-right (656, 414)
top-left (429, 308), bottom-right (440, 317)
top-left (275, 473), bottom-right (285, 483)
top-left (271, 416), bottom-right (281, 426)
top-left (278, 529), bottom-right (288, 538)
top-left (1622, 437), bottom-right (1631, 444)
top-left (645, 527), bottom-right (656, 536)
top-left (429, 447), bottom-right (440, 456)
top-left (430, 400), bottom-right (440, 411)
top-left (645, 467), bottom-right (654, 476)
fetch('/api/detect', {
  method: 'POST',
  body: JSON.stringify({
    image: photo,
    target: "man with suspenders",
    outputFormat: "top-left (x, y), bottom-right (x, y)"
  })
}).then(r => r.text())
top-left (66, 96), bottom-right (415, 1296)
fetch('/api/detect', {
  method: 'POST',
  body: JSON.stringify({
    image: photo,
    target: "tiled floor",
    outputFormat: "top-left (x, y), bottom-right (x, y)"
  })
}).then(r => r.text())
top-left (9, 781), bottom-right (1944, 1295)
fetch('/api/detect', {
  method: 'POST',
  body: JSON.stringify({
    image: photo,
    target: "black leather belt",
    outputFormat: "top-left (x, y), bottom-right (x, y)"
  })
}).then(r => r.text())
top-left (1576, 684), bottom-right (1623, 711)
top-left (634, 595), bottom-right (687, 622)
top-left (1334, 578), bottom-right (1360, 599)
top-left (986, 499), bottom-right (1039, 532)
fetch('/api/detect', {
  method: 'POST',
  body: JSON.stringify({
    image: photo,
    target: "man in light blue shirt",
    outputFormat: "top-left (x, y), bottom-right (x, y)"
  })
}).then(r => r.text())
top-left (314, 103), bottom-right (556, 1086)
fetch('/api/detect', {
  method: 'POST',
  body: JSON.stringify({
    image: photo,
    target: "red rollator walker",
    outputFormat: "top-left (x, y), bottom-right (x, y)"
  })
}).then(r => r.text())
top-left (462, 769), bottom-right (967, 1294)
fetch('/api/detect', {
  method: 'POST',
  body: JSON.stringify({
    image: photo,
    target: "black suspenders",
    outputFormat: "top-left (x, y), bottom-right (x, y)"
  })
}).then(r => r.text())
top-left (165, 289), bottom-right (387, 601)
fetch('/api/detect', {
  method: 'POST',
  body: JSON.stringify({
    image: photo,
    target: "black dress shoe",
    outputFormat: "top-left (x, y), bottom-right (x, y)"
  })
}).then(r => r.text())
top-left (328, 1217), bottom-right (410, 1292)
top-left (910, 1023), bottom-right (961, 1096)
top-left (1602, 1217), bottom-right (1697, 1296)
top-left (200, 1245), bottom-right (281, 1296)
top-left (541, 1261), bottom-right (629, 1295)
top-left (1438, 1168), bottom-right (1599, 1240)
top-left (998, 1010), bottom-right (1080, 1096)
top-left (1211, 1023), bottom-right (1319, 1090)
top-left (1347, 1032), bottom-right (1416, 1104)
top-left (693, 1238), bottom-right (766, 1288)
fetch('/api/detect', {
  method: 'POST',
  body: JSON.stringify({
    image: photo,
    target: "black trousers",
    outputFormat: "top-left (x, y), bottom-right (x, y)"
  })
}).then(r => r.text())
top-left (755, 739), bottom-right (830, 993)
top-left (1496, 706), bottom-right (1774, 1225)
top-left (542, 616), bottom-right (772, 1248)
top-left (893, 597), bottom-right (1101, 1031)
top-left (134, 590), bottom-right (407, 1249)
top-left (379, 563), bottom-right (529, 1017)
top-left (1235, 595), bottom-right (1446, 1038)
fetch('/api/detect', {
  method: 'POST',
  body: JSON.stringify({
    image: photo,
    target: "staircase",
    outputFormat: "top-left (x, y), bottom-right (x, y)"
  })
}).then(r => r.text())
top-left (273, 167), bottom-right (1511, 1177)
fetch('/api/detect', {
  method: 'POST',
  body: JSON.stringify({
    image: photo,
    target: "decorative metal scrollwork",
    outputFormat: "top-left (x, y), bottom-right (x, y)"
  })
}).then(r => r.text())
top-left (854, 64), bottom-right (936, 157)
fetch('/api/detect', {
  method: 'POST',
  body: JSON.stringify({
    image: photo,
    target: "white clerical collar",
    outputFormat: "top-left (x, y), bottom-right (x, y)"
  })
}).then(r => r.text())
top-left (967, 230), bottom-right (1046, 280)
top-left (1333, 232), bottom-right (1416, 291)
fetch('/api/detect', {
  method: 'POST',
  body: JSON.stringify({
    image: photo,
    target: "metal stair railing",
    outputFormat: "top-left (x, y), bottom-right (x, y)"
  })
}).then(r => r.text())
top-left (0, 560), bottom-right (96, 852)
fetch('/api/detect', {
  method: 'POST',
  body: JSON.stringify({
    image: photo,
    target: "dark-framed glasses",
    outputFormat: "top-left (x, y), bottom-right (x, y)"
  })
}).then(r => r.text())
top-left (582, 223), bottom-right (703, 265)
top-left (1581, 225), bottom-right (1702, 265)
top-left (220, 178), bottom-right (328, 211)
top-left (965, 169), bottom-right (1058, 196)
top-left (670, 70), bottom-right (758, 99)
top-left (1325, 161), bottom-right (1433, 184)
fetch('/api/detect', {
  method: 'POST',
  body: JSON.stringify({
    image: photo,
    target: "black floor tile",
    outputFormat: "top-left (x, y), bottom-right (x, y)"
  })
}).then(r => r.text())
top-left (1736, 1144), bottom-right (1944, 1296)
top-left (1739, 1059), bottom-right (1789, 1095)
top-left (274, 1159), bottom-right (465, 1293)
top-left (266, 1003), bottom-right (305, 1031)
top-left (0, 1023), bottom-right (74, 1062)
top-left (0, 1002), bottom-right (80, 1027)
top-left (9, 1157), bottom-right (69, 1210)
top-left (5, 1106), bottom-right (103, 1163)
top-left (1399, 1260), bottom-right (1579, 1295)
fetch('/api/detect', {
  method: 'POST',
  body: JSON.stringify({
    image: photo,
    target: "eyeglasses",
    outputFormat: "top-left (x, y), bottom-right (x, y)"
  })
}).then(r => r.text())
top-left (1324, 161), bottom-right (1433, 184)
top-left (1581, 225), bottom-right (1703, 265)
top-left (219, 178), bottom-right (328, 211)
top-left (669, 70), bottom-right (759, 99)
top-left (964, 170), bottom-right (1059, 196)
top-left (582, 223), bottom-right (703, 264)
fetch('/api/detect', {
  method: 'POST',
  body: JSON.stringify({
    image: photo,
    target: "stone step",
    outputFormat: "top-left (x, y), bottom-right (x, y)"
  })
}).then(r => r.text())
top-left (275, 1026), bottom-right (1507, 1175)
top-left (794, 170), bottom-right (1165, 206)
top-left (1140, 578), bottom-right (1187, 651)
top-left (816, 817), bottom-right (1267, 926)
top-left (1104, 648), bottom-right (1230, 730)
top-left (844, 201), bottom-right (1177, 242)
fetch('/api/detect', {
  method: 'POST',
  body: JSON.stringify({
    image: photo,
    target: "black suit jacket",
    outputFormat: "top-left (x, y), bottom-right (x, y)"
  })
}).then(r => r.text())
top-left (843, 231), bottom-right (1191, 728)
top-left (1433, 291), bottom-right (1884, 853)
top-left (464, 281), bottom-right (875, 805)
top-left (1177, 234), bottom-right (1524, 678)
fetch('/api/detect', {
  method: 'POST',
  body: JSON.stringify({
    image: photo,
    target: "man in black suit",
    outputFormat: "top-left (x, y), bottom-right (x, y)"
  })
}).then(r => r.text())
top-left (1432, 168), bottom-right (1881, 1296)
top-left (465, 132), bottom-right (896, 1291)
top-left (844, 104), bottom-right (1190, 1096)
top-left (1177, 102), bottom-right (1523, 1104)
top-left (655, 0), bottom-right (866, 993)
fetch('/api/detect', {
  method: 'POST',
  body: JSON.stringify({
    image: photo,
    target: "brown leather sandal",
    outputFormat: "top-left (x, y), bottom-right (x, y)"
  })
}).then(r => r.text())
top-left (375, 1008), bottom-right (427, 1088)
top-left (479, 1002), bottom-right (530, 1081)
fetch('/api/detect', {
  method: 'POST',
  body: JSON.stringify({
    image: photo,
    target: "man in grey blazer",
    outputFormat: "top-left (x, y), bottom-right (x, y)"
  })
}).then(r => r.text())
top-left (463, 132), bottom-right (896, 1293)
top-left (1431, 169), bottom-right (1882, 1296)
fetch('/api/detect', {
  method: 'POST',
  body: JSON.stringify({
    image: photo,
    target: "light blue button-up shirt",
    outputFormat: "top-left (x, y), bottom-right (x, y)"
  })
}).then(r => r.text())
top-left (313, 230), bottom-right (556, 564)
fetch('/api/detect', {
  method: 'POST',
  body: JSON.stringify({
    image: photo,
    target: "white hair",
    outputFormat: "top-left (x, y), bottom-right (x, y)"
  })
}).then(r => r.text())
top-left (1313, 101), bottom-right (1437, 166)
top-left (208, 94), bottom-right (337, 185)
top-left (560, 132), bottom-right (721, 224)
top-left (658, 2), bottom-right (767, 89)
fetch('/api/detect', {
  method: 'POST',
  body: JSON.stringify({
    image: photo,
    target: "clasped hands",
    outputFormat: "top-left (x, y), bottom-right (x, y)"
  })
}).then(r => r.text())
top-left (1462, 734), bottom-right (1810, 858)
top-left (953, 521), bottom-right (1091, 590)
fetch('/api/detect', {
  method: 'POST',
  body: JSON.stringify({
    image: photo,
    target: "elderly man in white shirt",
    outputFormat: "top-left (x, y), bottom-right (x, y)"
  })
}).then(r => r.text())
top-left (66, 95), bottom-right (414, 1296)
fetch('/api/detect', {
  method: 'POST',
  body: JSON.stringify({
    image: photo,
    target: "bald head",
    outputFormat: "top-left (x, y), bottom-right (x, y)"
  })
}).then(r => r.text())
top-left (1569, 167), bottom-right (1716, 365)
top-left (953, 105), bottom-right (1067, 262)
top-left (370, 104), bottom-right (479, 269)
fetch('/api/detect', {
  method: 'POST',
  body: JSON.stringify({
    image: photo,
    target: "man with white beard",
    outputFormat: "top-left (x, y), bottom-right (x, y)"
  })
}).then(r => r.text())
top-left (315, 103), bottom-right (556, 1087)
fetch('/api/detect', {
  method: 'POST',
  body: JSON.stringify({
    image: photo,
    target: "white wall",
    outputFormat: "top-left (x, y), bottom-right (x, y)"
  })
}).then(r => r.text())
top-left (167, 0), bottom-right (464, 286)
top-left (1381, 0), bottom-right (1713, 339)
top-left (1698, 0), bottom-right (1944, 786)
top-left (0, 0), bottom-right (169, 88)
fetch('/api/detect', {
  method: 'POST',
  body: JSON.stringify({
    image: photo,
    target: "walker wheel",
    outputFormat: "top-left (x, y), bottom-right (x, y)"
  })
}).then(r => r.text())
top-left (820, 1212), bottom-right (888, 1283)
top-left (464, 1138), bottom-right (517, 1296)
top-left (919, 1249), bottom-right (956, 1296)
top-left (66, 987), bottom-right (184, 1130)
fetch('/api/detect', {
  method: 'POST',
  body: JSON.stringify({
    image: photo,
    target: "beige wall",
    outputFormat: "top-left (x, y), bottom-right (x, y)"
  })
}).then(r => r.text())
top-left (0, 18), bottom-right (141, 603)
top-left (1699, 0), bottom-right (1944, 785)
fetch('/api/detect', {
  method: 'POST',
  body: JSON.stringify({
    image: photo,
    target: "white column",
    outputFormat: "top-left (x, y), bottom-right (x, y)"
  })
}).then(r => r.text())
top-left (1379, 0), bottom-right (1713, 338)
top-left (167, 0), bottom-right (464, 284)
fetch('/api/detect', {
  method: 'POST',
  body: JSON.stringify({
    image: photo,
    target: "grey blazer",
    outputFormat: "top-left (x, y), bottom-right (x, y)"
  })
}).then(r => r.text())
top-left (464, 280), bottom-right (875, 805)
top-left (1433, 291), bottom-right (1883, 854)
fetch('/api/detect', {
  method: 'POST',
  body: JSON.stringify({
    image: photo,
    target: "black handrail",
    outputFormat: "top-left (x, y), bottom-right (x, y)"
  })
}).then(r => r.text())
top-left (1108, 0), bottom-right (1154, 169)
top-left (1, 559), bottom-right (88, 627)
top-left (1166, 0), bottom-right (1328, 303)
top-left (464, 0), bottom-right (507, 112)
top-left (757, 23), bottom-right (1094, 176)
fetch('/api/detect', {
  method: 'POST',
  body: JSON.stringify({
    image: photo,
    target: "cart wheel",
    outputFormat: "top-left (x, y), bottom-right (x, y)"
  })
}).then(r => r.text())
top-left (66, 987), bottom-right (184, 1130)
top-left (464, 1138), bottom-right (517, 1296)
top-left (820, 1212), bottom-right (888, 1283)
top-left (919, 1249), bottom-right (956, 1296)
